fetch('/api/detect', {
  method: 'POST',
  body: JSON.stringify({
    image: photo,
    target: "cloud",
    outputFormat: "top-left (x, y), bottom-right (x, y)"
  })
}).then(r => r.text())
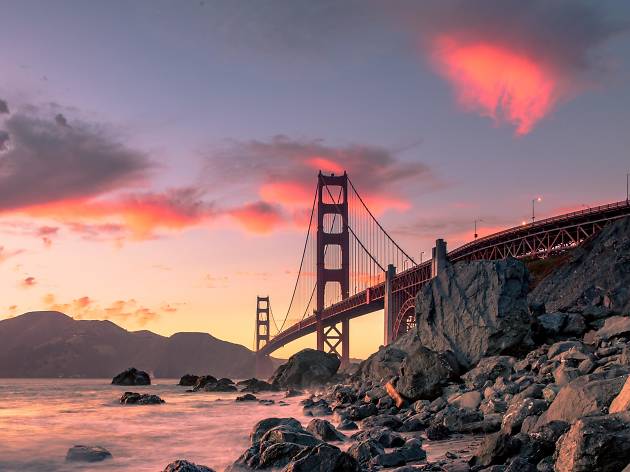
top-left (42, 293), bottom-right (167, 327)
top-left (0, 110), bottom-right (153, 212)
top-left (21, 276), bottom-right (36, 288)
top-left (0, 99), bottom-right (8, 114)
top-left (207, 135), bottom-right (438, 221)
top-left (398, 0), bottom-right (627, 134)
top-left (227, 201), bottom-right (286, 234)
top-left (0, 130), bottom-right (9, 151)
top-left (54, 113), bottom-right (69, 127)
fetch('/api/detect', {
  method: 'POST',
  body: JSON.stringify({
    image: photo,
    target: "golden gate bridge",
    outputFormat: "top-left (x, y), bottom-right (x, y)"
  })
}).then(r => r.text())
top-left (255, 171), bottom-right (630, 366)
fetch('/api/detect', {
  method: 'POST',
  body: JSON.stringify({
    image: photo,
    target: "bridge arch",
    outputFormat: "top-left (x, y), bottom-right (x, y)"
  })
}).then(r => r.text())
top-left (393, 296), bottom-right (416, 340)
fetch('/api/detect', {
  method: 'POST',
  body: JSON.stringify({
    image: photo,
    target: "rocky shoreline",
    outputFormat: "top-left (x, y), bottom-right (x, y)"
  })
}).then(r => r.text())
top-left (80, 217), bottom-right (630, 471)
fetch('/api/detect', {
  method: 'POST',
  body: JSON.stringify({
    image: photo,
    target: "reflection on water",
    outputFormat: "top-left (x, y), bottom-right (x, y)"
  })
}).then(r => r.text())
top-left (0, 379), bottom-right (314, 471)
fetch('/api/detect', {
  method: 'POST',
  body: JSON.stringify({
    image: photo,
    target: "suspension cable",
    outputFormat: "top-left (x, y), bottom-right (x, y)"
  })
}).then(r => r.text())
top-left (347, 176), bottom-right (416, 265)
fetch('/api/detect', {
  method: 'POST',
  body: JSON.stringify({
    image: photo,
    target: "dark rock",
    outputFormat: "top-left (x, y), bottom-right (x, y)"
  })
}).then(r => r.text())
top-left (370, 451), bottom-right (407, 467)
top-left (285, 389), bottom-right (303, 397)
top-left (259, 399), bottom-right (275, 406)
top-left (504, 457), bottom-right (536, 472)
top-left (261, 425), bottom-right (321, 448)
top-left (270, 349), bottom-right (340, 388)
top-left (192, 375), bottom-right (218, 390)
top-left (501, 398), bottom-right (548, 434)
top-left (237, 378), bottom-right (277, 392)
top-left (282, 443), bottom-right (360, 472)
top-left (306, 419), bottom-right (345, 442)
top-left (415, 258), bottom-right (532, 369)
top-left (592, 316), bottom-right (630, 342)
top-left (547, 341), bottom-right (586, 360)
top-left (530, 420), bottom-right (570, 444)
top-left (236, 394), bottom-right (257, 402)
top-left (259, 442), bottom-right (307, 469)
top-left (337, 419), bottom-right (358, 431)
top-left (250, 417), bottom-right (302, 444)
top-left (65, 445), bottom-right (112, 462)
top-left (469, 432), bottom-right (520, 468)
top-left (426, 424), bottom-right (451, 440)
top-left (303, 399), bottom-right (333, 416)
top-left (531, 216), bottom-right (630, 316)
top-left (394, 343), bottom-right (457, 401)
top-left (398, 438), bottom-right (426, 462)
top-left (178, 374), bottom-right (199, 387)
top-left (554, 412), bottom-right (630, 472)
top-left (111, 367), bottom-right (150, 386)
top-left (345, 402), bottom-right (378, 421)
top-left (355, 344), bottom-right (409, 383)
top-left (361, 414), bottom-right (404, 431)
top-left (347, 439), bottom-right (385, 466)
top-left (462, 356), bottom-right (516, 389)
top-left (351, 427), bottom-right (405, 447)
top-left (163, 460), bottom-right (216, 472)
top-left (120, 391), bottom-right (165, 405)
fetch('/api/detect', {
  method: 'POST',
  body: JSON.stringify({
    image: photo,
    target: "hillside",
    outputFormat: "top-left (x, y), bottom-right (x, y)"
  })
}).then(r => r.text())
top-left (0, 311), bottom-right (275, 379)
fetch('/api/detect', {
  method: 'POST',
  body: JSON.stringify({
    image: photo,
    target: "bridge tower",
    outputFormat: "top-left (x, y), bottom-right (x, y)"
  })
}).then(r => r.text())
top-left (316, 172), bottom-right (350, 366)
top-left (255, 296), bottom-right (270, 352)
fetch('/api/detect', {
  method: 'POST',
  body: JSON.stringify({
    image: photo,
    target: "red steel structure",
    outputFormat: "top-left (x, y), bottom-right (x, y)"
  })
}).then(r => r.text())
top-left (256, 173), bottom-right (630, 360)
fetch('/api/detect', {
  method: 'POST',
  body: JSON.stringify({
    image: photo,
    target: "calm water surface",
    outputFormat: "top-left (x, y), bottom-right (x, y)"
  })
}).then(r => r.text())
top-left (0, 379), bottom-right (314, 472)
top-left (0, 379), bottom-right (481, 472)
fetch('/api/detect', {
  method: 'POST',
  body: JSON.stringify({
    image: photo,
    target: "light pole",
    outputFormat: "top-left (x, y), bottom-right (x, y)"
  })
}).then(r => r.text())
top-left (532, 196), bottom-right (542, 223)
top-left (420, 251), bottom-right (425, 264)
top-left (474, 219), bottom-right (483, 239)
top-left (626, 173), bottom-right (629, 202)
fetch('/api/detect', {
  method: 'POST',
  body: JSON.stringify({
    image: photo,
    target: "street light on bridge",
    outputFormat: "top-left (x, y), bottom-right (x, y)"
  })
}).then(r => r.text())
top-left (532, 196), bottom-right (543, 223)
top-left (474, 219), bottom-right (483, 239)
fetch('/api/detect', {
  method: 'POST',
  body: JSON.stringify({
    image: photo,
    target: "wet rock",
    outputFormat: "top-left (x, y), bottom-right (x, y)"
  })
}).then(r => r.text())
top-left (426, 424), bottom-right (451, 440)
top-left (270, 348), bottom-right (340, 388)
top-left (555, 412), bottom-right (630, 472)
top-left (394, 344), bottom-right (457, 401)
top-left (469, 432), bottom-right (520, 468)
top-left (237, 378), bottom-right (277, 392)
top-left (65, 445), bottom-right (112, 462)
top-left (261, 425), bottom-right (321, 448)
top-left (178, 374), bottom-right (199, 386)
top-left (398, 438), bottom-right (426, 462)
top-left (259, 399), bottom-right (275, 406)
top-left (347, 439), bottom-right (384, 466)
top-left (111, 367), bottom-right (150, 386)
top-left (119, 391), bottom-right (165, 405)
top-left (192, 375), bottom-right (218, 390)
top-left (285, 389), bottom-right (303, 398)
top-left (536, 370), bottom-right (628, 428)
top-left (593, 316), bottom-right (630, 342)
top-left (306, 419), bottom-right (345, 442)
top-left (282, 443), bottom-right (360, 472)
top-left (345, 402), bottom-right (378, 421)
top-left (351, 427), bottom-right (405, 447)
top-left (536, 312), bottom-right (566, 336)
top-left (250, 417), bottom-right (302, 444)
top-left (370, 450), bottom-right (407, 467)
top-left (337, 419), bottom-right (358, 431)
top-left (302, 399), bottom-right (332, 417)
top-left (415, 258), bottom-right (532, 369)
top-left (258, 442), bottom-right (307, 469)
top-left (362, 414), bottom-right (403, 431)
top-left (236, 394), bottom-right (257, 402)
top-left (163, 460), bottom-right (216, 472)
top-left (203, 378), bottom-right (237, 392)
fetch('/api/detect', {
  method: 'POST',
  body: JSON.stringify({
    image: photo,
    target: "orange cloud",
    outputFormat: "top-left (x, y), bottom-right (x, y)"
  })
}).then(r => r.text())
top-left (431, 36), bottom-right (560, 135)
top-left (260, 181), bottom-right (314, 208)
top-left (306, 157), bottom-right (344, 174)
top-left (228, 201), bottom-right (285, 234)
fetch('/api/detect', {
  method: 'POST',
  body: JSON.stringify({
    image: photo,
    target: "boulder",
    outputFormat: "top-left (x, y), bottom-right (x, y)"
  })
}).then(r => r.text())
top-left (501, 398), bottom-right (547, 434)
top-left (461, 356), bottom-right (515, 389)
top-left (282, 443), bottom-right (360, 472)
top-left (426, 424), bottom-right (451, 440)
top-left (347, 439), bottom-right (385, 466)
top-left (469, 432), bottom-right (520, 468)
top-left (592, 316), bottom-right (630, 342)
top-left (236, 394), bottom-right (257, 402)
top-left (259, 443), bottom-right (307, 470)
top-left (415, 258), bottom-right (532, 369)
top-left (337, 419), bottom-right (358, 431)
top-left (449, 391), bottom-right (482, 410)
top-left (163, 460), bottom-right (216, 472)
top-left (178, 374), bottom-right (199, 386)
top-left (536, 370), bottom-right (628, 428)
top-left (192, 375), bottom-right (218, 390)
top-left (393, 343), bottom-right (457, 401)
top-left (65, 445), bottom-right (112, 462)
top-left (261, 425), bottom-right (320, 449)
top-left (111, 367), bottom-right (150, 386)
top-left (270, 349), bottom-right (340, 388)
top-left (250, 417), bottom-right (302, 444)
top-left (237, 378), bottom-right (277, 392)
top-left (119, 392), bottom-right (165, 405)
top-left (610, 376), bottom-right (630, 413)
top-left (555, 412), bottom-right (630, 472)
top-left (306, 419), bottom-right (345, 442)
top-left (529, 216), bottom-right (630, 315)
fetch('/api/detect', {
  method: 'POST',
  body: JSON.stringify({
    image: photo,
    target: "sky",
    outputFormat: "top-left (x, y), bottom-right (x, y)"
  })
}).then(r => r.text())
top-left (1, 0), bottom-right (630, 359)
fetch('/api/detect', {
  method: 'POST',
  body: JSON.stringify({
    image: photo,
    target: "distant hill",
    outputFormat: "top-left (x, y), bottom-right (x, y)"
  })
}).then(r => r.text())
top-left (0, 311), bottom-right (278, 379)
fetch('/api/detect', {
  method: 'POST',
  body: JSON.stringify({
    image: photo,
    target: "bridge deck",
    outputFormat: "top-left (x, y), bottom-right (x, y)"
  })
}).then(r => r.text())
top-left (258, 199), bottom-right (630, 356)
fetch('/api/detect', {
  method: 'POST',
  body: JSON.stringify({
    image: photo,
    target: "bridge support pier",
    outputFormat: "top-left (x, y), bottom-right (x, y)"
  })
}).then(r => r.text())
top-left (431, 239), bottom-right (448, 277)
top-left (384, 264), bottom-right (397, 345)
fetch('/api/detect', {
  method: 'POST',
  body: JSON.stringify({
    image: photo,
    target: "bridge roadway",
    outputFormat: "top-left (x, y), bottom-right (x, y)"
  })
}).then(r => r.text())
top-left (258, 199), bottom-right (630, 357)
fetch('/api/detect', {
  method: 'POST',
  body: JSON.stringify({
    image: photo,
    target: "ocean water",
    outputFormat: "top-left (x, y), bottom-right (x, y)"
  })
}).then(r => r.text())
top-left (0, 379), bottom-right (482, 472)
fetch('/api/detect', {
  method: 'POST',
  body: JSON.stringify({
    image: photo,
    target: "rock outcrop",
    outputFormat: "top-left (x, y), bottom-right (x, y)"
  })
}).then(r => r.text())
top-left (270, 349), bottom-right (340, 388)
top-left (65, 445), bottom-right (112, 462)
top-left (119, 391), bottom-right (165, 405)
top-left (111, 367), bottom-right (150, 386)
top-left (163, 460), bottom-right (216, 472)
top-left (415, 258), bottom-right (532, 369)
top-left (530, 215), bottom-right (630, 316)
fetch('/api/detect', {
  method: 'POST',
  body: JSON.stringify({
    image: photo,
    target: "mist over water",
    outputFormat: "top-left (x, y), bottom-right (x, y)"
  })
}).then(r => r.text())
top-left (0, 379), bottom-right (314, 472)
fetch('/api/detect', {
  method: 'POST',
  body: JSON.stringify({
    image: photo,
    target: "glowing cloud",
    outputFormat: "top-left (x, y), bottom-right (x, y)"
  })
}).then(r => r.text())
top-left (306, 157), bottom-right (344, 174)
top-left (228, 201), bottom-right (285, 234)
top-left (432, 36), bottom-right (559, 135)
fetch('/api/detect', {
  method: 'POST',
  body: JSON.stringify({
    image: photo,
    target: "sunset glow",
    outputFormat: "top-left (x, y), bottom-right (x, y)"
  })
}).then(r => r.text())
top-left (432, 36), bottom-right (558, 135)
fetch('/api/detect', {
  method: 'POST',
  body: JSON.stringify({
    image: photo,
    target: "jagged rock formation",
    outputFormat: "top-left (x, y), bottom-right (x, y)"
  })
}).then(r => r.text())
top-left (530, 215), bottom-right (630, 316)
top-left (270, 349), bottom-right (340, 388)
top-left (415, 257), bottom-right (532, 369)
